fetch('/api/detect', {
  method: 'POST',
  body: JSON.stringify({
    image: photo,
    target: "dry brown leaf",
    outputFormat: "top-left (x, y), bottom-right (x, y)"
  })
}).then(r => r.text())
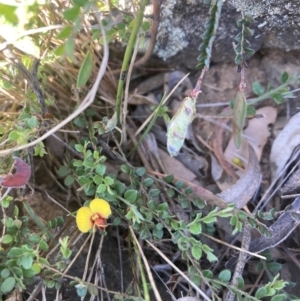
top-left (217, 145), bottom-right (261, 209)
top-left (270, 112), bottom-right (300, 180)
top-left (158, 148), bottom-right (196, 183)
top-left (224, 106), bottom-right (277, 168)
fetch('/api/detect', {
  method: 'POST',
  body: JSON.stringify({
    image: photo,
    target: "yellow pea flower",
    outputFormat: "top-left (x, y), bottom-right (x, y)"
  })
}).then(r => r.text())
top-left (76, 198), bottom-right (112, 233)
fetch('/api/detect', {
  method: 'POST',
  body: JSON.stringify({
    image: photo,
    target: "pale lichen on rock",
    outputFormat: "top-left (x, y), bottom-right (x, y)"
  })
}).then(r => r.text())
top-left (154, 0), bottom-right (189, 61)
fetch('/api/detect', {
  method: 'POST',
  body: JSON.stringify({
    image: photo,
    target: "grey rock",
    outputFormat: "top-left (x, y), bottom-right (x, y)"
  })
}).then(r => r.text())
top-left (153, 0), bottom-right (300, 68)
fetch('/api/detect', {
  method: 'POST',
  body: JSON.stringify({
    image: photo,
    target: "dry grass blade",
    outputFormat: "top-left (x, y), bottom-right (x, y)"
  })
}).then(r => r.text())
top-left (201, 233), bottom-right (266, 260)
top-left (146, 240), bottom-right (212, 301)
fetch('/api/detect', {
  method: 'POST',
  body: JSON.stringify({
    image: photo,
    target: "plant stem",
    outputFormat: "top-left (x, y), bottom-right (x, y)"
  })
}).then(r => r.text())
top-left (247, 75), bottom-right (297, 106)
top-left (115, 0), bottom-right (148, 124)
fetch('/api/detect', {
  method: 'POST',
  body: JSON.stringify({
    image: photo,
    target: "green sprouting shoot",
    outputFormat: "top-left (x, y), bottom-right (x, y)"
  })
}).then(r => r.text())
top-left (234, 15), bottom-right (255, 66)
top-left (197, 0), bottom-right (223, 70)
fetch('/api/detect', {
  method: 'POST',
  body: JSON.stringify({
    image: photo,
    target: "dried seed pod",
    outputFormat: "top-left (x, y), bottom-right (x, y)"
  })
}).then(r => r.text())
top-left (167, 96), bottom-right (196, 157)
top-left (232, 90), bottom-right (247, 149)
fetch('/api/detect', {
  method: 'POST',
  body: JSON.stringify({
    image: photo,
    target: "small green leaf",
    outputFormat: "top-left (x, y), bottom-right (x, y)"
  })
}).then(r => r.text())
top-left (2, 234), bottom-right (13, 244)
top-left (1, 195), bottom-right (13, 208)
top-left (163, 174), bottom-right (174, 183)
top-left (141, 20), bottom-right (151, 31)
top-left (191, 245), bottom-right (202, 260)
top-left (255, 287), bottom-right (267, 298)
top-left (237, 18), bottom-right (245, 28)
top-left (75, 144), bottom-right (84, 152)
top-left (63, 6), bottom-right (80, 21)
top-left (157, 203), bottom-right (168, 211)
top-left (1, 268), bottom-right (10, 278)
top-left (136, 167), bottom-right (146, 177)
top-left (0, 4), bottom-right (18, 24)
top-left (58, 165), bottom-right (69, 177)
top-left (252, 81), bottom-right (265, 95)
top-left (26, 116), bottom-right (39, 129)
top-left (73, 160), bottom-right (82, 168)
top-left (73, 0), bottom-right (88, 7)
top-left (54, 43), bottom-right (65, 56)
top-left (206, 251), bottom-right (218, 262)
top-left (189, 223), bottom-right (202, 235)
top-left (267, 262), bottom-right (282, 273)
top-left (177, 237), bottom-right (190, 251)
top-left (202, 216), bottom-right (217, 224)
top-left (104, 176), bottom-right (114, 185)
top-left (77, 51), bottom-right (93, 87)
top-left (148, 200), bottom-right (157, 210)
top-left (121, 164), bottom-right (131, 173)
top-left (32, 263), bottom-right (42, 274)
top-left (87, 283), bottom-right (98, 296)
top-left (244, 47), bottom-right (255, 57)
top-left (175, 180), bottom-right (185, 189)
top-left (185, 186), bottom-right (193, 194)
top-left (280, 71), bottom-right (289, 83)
top-left (95, 164), bottom-right (106, 175)
top-left (244, 27), bottom-right (253, 36)
top-left (93, 175), bottom-right (103, 185)
top-left (272, 280), bottom-right (288, 290)
top-left (234, 32), bottom-right (243, 42)
top-left (124, 190), bottom-right (138, 203)
top-left (39, 240), bottom-right (49, 251)
top-left (64, 175), bottom-right (75, 186)
top-left (142, 178), bottom-right (154, 187)
top-left (8, 130), bottom-right (20, 141)
top-left (272, 93), bottom-right (283, 104)
top-left (73, 117), bottom-right (86, 128)
top-left (271, 294), bottom-right (288, 301)
top-left (247, 106), bottom-right (256, 115)
top-left (65, 38), bottom-right (75, 59)
top-left (56, 25), bottom-right (72, 39)
top-left (13, 219), bottom-right (22, 229)
top-left (97, 184), bottom-right (106, 194)
top-left (237, 276), bottom-right (245, 288)
top-left (113, 217), bottom-right (121, 226)
top-left (218, 269), bottom-right (231, 282)
top-left (0, 277), bottom-right (16, 293)
top-left (19, 255), bottom-right (33, 269)
top-left (153, 227), bottom-right (163, 239)
top-left (235, 54), bottom-right (242, 65)
top-left (29, 233), bottom-right (40, 243)
top-left (166, 188), bottom-right (175, 197)
top-left (149, 189), bottom-right (160, 198)
top-left (203, 269), bottom-right (213, 278)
